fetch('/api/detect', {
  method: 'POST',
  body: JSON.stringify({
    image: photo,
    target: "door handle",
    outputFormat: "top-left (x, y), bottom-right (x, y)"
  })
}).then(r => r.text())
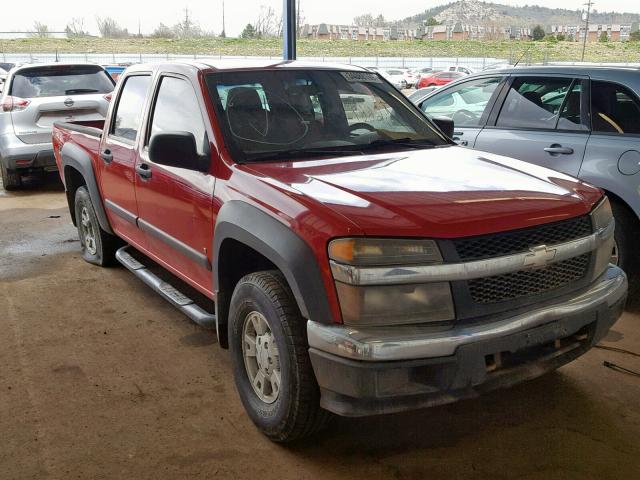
top-left (544, 144), bottom-right (574, 155)
top-left (135, 163), bottom-right (152, 179)
top-left (452, 137), bottom-right (468, 146)
top-left (100, 149), bottom-right (113, 164)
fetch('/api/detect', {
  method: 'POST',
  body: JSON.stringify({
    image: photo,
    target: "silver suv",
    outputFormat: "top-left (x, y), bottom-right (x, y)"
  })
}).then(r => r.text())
top-left (0, 63), bottom-right (114, 189)
top-left (414, 65), bottom-right (640, 282)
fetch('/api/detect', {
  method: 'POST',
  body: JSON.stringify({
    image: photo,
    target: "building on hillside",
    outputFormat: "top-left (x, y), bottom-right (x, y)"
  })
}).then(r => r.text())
top-left (300, 24), bottom-right (417, 41)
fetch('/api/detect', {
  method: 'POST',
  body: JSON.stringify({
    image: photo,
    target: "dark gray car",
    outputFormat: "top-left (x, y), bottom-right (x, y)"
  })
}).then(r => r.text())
top-left (415, 66), bottom-right (640, 281)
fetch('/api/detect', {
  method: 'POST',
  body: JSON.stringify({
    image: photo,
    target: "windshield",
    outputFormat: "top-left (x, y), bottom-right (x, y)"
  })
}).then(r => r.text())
top-left (10, 65), bottom-right (115, 98)
top-left (206, 69), bottom-right (448, 162)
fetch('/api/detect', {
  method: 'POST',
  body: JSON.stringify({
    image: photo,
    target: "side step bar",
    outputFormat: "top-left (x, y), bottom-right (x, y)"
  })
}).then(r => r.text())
top-left (115, 246), bottom-right (216, 329)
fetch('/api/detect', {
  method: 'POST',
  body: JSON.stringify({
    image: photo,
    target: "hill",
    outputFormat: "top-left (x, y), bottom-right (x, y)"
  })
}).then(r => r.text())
top-left (402, 0), bottom-right (640, 27)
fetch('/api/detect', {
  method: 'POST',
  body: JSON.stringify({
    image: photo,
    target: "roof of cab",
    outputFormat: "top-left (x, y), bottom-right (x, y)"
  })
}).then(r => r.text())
top-left (125, 59), bottom-right (369, 74)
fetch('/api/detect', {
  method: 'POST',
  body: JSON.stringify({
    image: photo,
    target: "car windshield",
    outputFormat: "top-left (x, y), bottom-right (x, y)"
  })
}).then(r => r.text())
top-left (10, 65), bottom-right (114, 98)
top-left (206, 69), bottom-right (447, 162)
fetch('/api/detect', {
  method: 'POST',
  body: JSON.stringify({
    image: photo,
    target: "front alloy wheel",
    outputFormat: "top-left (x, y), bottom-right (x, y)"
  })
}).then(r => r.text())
top-left (79, 205), bottom-right (98, 256)
top-left (242, 311), bottom-right (281, 404)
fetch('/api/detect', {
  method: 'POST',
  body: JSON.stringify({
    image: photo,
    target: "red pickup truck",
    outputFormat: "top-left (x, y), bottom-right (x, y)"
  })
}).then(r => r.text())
top-left (53, 61), bottom-right (627, 442)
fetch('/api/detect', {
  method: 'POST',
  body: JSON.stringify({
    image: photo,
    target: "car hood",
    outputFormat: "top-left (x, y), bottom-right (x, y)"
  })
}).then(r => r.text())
top-left (244, 146), bottom-right (603, 238)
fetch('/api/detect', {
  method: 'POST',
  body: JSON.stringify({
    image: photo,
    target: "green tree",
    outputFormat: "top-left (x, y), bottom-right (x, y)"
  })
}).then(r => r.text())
top-left (241, 23), bottom-right (256, 39)
top-left (631, 31), bottom-right (640, 42)
top-left (426, 17), bottom-right (440, 26)
top-left (532, 25), bottom-right (545, 41)
top-left (556, 33), bottom-right (565, 41)
top-left (599, 31), bottom-right (609, 42)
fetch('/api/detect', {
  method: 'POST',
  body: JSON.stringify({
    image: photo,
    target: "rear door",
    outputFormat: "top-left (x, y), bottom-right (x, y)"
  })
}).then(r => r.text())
top-left (8, 65), bottom-right (114, 145)
top-left (134, 73), bottom-right (215, 295)
top-left (419, 75), bottom-right (505, 147)
top-left (475, 75), bottom-right (589, 177)
top-left (100, 74), bottom-right (152, 247)
top-left (581, 79), bottom-right (640, 217)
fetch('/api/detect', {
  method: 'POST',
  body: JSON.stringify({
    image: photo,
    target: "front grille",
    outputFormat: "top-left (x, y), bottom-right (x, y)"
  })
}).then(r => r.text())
top-left (454, 216), bottom-right (593, 261)
top-left (468, 254), bottom-right (591, 304)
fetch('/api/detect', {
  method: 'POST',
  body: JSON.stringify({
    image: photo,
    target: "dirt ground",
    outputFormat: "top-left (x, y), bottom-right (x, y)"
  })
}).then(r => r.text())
top-left (2, 174), bottom-right (640, 480)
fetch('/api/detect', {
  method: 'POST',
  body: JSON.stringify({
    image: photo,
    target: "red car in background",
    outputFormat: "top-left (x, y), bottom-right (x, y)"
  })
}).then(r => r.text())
top-left (418, 70), bottom-right (465, 88)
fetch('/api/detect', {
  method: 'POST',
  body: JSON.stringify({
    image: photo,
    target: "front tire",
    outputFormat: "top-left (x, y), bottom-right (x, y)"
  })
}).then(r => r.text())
top-left (74, 186), bottom-right (119, 266)
top-left (228, 271), bottom-right (328, 442)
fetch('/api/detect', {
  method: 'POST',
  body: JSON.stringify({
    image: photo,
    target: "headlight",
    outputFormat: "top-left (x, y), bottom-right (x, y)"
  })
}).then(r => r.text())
top-left (592, 196), bottom-right (614, 231)
top-left (328, 238), bottom-right (443, 266)
top-left (591, 196), bottom-right (616, 279)
top-left (328, 238), bottom-right (454, 327)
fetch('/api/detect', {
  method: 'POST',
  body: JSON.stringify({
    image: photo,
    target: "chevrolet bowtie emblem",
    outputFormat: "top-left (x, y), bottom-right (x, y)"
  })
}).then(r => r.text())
top-left (523, 245), bottom-right (557, 269)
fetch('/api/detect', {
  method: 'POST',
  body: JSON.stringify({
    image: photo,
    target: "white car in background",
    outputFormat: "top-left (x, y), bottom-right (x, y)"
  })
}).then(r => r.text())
top-left (442, 65), bottom-right (475, 75)
top-left (399, 68), bottom-right (419, 88)
top-left (379, 68), bottom-right (408, 89)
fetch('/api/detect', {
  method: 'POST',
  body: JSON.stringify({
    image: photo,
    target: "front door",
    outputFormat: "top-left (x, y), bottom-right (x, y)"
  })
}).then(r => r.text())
top-left (475, 76), bottom-right (589, 177)
top-left (134, 74), bottom-right (215, 296)
top-left (419, 75), bottom-right (505, 147)
top-left (100, 74), bottom-right (151, 247)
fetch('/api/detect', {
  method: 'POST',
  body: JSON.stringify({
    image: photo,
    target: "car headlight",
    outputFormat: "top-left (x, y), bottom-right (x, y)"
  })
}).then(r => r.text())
top-left (591, 196), bottom-right (616, 279)
top-left (328, 238), bottom-right (455, 327)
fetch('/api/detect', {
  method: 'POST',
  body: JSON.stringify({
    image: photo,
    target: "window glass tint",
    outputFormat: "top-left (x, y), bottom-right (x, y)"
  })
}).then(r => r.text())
top-left (111, 75), bottom-right (150, 141)
top-left (149, 77), bottom-right (207, 155)
top-left (206, 70), bottom-right (446, 162)
top-left (11, 65), bottom-right (114, 98)
top-left (422, 77), bottom-right (501, 127)
top-left (591, 81), bottom-right (640, 135)
top-left (496, 77), bottom-right (575, 129)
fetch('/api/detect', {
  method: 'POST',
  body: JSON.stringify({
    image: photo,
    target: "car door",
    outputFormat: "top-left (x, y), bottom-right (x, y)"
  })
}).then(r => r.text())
top-left (134, 73), bottom-right (215, 296)
top-left (581, 79), bottom-right (640, 218)
top-left (474, 75), bottom-right (589, 177)
top-left (419, 76), bottom-right (505, 147)
top-left (100, 74), bottom-right (151, 247)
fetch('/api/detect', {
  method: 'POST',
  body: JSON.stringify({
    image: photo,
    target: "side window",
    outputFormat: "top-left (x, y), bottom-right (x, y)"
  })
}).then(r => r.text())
top-left (421, 77), bottom-right (502, 127)
top-left (496, 77), bottom-right (579, 130)
top-left (557, 82), bottom-right (583, 131)
top-left (111, 75), bottom-right (150, 142)
top-left (148, 76), bottom-right (207, 156)
top-left (591, 81), bottom-right (640, 135)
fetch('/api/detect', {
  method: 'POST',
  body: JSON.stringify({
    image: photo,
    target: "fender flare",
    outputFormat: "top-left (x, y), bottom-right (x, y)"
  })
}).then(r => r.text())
top-left (60, 142), bottom-right (114, 235)
top-left (213, 201), bottom-right (332, 323)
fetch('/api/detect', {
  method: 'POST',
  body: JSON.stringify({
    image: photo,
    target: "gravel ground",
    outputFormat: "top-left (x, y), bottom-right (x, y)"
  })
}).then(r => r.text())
top-left (1, 174), bottom-right (640, 479)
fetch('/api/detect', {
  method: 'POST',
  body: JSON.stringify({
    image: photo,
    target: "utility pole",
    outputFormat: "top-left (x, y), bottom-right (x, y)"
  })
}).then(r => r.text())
top-left (581, 0), bottom-right (594, 62)
top-left (283, 0), bottom-right (296, 60)
top-left (221, 0), bottom-right (226, 37)
top-left (183, 7), bottom-right (191, 37)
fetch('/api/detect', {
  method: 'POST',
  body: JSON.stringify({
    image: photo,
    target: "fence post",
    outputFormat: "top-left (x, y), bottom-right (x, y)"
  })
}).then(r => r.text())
top-left (402, 57), bottom-right (405, 67)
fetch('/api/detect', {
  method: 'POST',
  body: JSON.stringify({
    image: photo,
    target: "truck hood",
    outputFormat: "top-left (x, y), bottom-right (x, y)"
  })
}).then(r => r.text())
top-left (244, 146), bottom-right (603, 238)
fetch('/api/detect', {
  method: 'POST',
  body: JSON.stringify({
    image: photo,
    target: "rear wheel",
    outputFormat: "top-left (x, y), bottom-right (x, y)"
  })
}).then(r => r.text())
top-left (228, 271), bottom-right (328, 442)
top-left (74, 186), bottom-right (119, 266)
top-left (1, 164), bottom-right (22, 190)
top-left (611, 199), bottom-right (640, 284)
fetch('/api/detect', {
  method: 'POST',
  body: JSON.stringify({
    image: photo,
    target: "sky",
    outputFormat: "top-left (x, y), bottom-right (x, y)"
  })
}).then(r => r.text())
top-left (2, 0), bottom-right (640, 37)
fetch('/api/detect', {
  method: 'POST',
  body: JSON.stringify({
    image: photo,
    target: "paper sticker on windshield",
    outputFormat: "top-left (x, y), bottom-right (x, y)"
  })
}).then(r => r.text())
top-left (341, 72), bottom-right (382, 83)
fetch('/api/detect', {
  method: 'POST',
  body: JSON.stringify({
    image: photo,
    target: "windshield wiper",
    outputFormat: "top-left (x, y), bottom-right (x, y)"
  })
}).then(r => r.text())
top-left (64, 88), bottom-right (100, 94)
top-left (246, 148), bottom-right (363, 162)
top-left (362, 138), bottom-right (437, 151)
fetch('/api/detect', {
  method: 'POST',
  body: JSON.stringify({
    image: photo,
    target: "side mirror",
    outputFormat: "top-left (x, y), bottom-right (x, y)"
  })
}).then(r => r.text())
top-left (432, 117), bottom-right (455, 139)
top-left (149, 131), bottom-right (209, 173)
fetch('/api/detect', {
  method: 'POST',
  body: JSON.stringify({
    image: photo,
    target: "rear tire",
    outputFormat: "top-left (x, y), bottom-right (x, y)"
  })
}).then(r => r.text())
top-left (611, 199), bottom-right (640, 284)
top-left (1, 164), bottom-right (22, 190)
top-left (74, 186), bottom-right (119, 267)
top-left (228, 271), bottom-right (329, 442)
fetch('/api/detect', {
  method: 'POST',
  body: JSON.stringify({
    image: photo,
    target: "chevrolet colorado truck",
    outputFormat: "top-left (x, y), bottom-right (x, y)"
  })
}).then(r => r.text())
top-left (53, 61), bottom-right (627, 442)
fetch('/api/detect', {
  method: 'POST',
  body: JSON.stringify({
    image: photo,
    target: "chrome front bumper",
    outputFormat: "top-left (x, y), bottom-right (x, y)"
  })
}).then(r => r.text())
top-left (308, 265), bottom-right (627, 362)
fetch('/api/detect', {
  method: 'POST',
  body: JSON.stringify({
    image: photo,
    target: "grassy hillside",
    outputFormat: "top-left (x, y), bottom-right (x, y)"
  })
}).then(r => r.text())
top-left (1, 37), bottom-right (640, 63)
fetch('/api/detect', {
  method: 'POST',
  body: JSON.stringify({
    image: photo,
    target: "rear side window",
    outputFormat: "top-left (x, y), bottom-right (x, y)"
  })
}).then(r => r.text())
top-left (591, 81), bottom-right (640, 135)
top-left (496, 77), bottom-right (584, 130)
top-left (111, 75), bottom-right (151, 142)
top-left (148, 76), bottom-right (207, 156)
top-left (10, 65), bottom-right (114, 98)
